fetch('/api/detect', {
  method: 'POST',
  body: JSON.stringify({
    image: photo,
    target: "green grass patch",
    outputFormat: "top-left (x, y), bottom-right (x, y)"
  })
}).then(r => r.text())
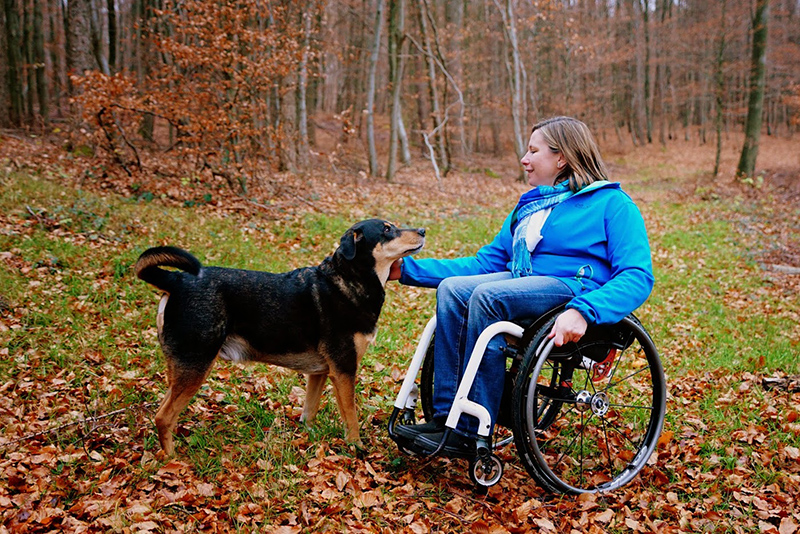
top-left (1, 169), bottom-right (797, 530)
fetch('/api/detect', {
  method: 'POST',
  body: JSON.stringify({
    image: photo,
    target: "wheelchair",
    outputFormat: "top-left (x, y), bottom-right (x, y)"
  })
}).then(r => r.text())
top-left (388, 304), bottom-right (666, 494)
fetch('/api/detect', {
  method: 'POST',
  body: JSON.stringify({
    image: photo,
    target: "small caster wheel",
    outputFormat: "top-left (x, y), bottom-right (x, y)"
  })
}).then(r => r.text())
top-left (469, 454), bottom-right (503, 489)
top-left (398, 444), bottom-right (418, 456)
top-left (400, 410), bottom-right (416, 425)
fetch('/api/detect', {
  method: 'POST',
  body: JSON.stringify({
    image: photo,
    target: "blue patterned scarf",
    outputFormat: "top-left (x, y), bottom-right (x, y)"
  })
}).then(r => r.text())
top-left (510, 182), bottom-right (573, 278)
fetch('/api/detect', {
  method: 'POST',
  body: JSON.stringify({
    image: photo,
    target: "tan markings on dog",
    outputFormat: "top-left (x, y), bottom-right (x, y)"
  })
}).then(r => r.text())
top-left (155, 359), bottom-right (216, 456)
top-left (328, 371), bottom-right (362, 446)
top-left (256, 352), bottom-right (328, 374)
top-left (330, 276), bottom-right (360, 303)
top-left (139, 220), bottom-right (425, 454)
top-left (135, 251), bottom-right (178, 277)
top-left (156, 294), bottom-right (168, 336)
top-left (219, 335), bottom-right (330, 374)
top-left (372, 229), bottom-right (426, 284)
top-left (218, 335), bottom-right (251, 363)
top-left (301, 373), bottom-right (327, 423)
top-left (372, 243), bottom-right (394, 285)
top-left (353, 330), bottom-right (376, 367)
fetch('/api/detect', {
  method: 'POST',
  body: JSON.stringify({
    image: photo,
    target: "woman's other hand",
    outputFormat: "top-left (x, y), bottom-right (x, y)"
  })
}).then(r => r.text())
top-left (548, 308), bottom-right (588, 346)
top-left (388, 258), bottom-right (403, 281)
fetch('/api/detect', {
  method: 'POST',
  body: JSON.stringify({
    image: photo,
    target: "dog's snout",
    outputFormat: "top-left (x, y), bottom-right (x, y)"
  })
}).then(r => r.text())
top-left (417, 228), bottom-right (426, 237)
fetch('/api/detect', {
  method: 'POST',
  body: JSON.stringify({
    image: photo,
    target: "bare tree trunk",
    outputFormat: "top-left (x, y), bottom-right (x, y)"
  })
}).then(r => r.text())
top-left (631, 0), bottom-right (646, 146)
top-left (386, 0), bottom-right (406, 181)
top-left (445, 0), bottom-right (466, 156)
top-left (493, 0), bottom-right (527, 179)
top-left (0, 3), bottom-right (6, 126)
top-left (23, 0), bottom-right (34, 120)
top-left (417, 0), bottom-right (448, 174)
top-left (639, 0), bottom-right (652, 144)
top-left (66, 0), bottom-right (95, 91)
top-left (88, 0), bottom-right (108, 75)
top-left (48, 0), bottom-right (65, 118)
top-left (366, 0), bottom-right (385, 177)
top-left (713, 0), bottom-right (727, 176)
top-left (655, 0), bottom-right (672, 144)
top-left (2, 0), bottom-right (23, 125)
top-left (33, 0), bottom-right (48, 123)
top-left (343, 0), bottom-right (368, 133)
top-left (307, 7), bottom-right (322, 146)
top-left (107, 0), bottom-right (116, 71)
top-left (398, 116), bottom-right (411, 164)
top-left (296, 8), bottom-right (312, 168)
top-left (737, 0), bottom-right (769, 178)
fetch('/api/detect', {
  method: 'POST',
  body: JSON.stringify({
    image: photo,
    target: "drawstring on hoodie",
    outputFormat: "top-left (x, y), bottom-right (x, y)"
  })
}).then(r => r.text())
top-left (575, 264), bottom-right (594, 291)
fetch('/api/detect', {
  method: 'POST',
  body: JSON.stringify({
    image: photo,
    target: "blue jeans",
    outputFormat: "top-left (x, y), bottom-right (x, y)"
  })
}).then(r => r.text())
top-left (433, 272), bottom-right (574, 435)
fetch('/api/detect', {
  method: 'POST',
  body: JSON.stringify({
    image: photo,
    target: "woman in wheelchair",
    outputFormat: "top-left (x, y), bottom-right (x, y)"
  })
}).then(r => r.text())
top-left (388, 116), bottom-right (655, 465)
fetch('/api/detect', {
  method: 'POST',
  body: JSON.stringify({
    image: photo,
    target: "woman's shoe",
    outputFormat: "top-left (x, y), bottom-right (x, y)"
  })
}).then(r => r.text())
top-left (394, 417), bottom-right (446, 440)
top-left (412, 430), bottom-right (476, 458)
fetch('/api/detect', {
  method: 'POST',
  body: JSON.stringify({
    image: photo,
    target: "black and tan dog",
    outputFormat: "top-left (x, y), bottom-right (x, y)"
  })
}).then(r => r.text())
top-left (135, 219), bottom-right (425, 455)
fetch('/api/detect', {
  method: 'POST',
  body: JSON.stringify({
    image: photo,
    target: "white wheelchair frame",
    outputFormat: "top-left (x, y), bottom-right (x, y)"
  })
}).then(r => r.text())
top-left (387, 309), bottom-right (666, 493)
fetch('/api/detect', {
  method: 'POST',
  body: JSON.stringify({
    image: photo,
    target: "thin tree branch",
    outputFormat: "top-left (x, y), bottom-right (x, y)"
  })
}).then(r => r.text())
top-left (0, 402), bottom-right (158, 449)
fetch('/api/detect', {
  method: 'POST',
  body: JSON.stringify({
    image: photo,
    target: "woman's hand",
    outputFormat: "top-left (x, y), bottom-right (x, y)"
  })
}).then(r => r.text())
top-left (388, 258), bottom-right (403, 281)
top-left (548, 308), bottom-right (588, 346)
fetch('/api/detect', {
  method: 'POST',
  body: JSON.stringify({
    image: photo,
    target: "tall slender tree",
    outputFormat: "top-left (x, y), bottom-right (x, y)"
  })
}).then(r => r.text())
top-left (737, 0), bottom-right (769, 178)
top-left (366, 0), bottom-right (385, 177)
top-left (0, 2), bottom-right (7, 126)
top-left (386, 0), bottom-right (406, 181)
top-left (713, 0), bottom-right (727, 177)
top-left (2, 0), bottom-right (23, 125)
top-left (297, 7), bottom-right (312, 167)
top-left (445, 0), bottom-right (466, 156)
top-left (493, 0), bottom-right (527, 178)
top-left (66, 0), bottom-right (95, 91)
top-left (107, 0), bottom-right (117, 71)
top-left (417, 0), bottom-right (448, 174)
top-left (33, 0), bottom-right (47, 122)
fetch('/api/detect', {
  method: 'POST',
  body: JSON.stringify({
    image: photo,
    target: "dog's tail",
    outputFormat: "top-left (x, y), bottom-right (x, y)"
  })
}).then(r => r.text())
top-left (135, 246), bottom-right (202, 292)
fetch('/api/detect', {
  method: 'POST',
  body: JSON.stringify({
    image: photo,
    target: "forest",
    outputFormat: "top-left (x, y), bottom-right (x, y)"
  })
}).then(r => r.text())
top-left (1, 0), bottom-right (798, 184)
top-left (1, 0), bottom-right (799, 532)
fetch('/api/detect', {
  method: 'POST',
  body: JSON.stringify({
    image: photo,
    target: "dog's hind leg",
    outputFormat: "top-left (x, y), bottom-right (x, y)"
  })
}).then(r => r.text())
top-left (301, 373), bottom-right (327, 424)
top-left (328, 371), bottom-right (363, 448)
top-left (155, 359), bottom-right (215, 455)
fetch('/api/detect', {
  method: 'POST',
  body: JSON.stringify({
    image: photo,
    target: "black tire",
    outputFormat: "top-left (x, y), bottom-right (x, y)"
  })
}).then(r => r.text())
top-left (512, 315), bottom-right (666, 494)
top-left (419, 333), bottom-right (436, 423)
top-left (469, 454), bottom-right (504, 488)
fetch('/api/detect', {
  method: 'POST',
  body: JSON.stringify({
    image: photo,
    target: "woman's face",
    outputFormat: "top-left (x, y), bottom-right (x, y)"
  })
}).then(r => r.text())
top-left (520, 130), bottom-right (565, 187)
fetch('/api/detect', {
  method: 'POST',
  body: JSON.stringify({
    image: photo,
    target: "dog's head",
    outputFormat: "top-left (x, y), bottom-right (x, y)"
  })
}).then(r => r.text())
top-left (336, 219), bottom-right (425, 283)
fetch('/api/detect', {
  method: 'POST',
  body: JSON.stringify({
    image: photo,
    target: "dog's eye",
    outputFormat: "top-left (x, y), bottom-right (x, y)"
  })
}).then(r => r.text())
top-left (383, 226), bottom-right (391, 233)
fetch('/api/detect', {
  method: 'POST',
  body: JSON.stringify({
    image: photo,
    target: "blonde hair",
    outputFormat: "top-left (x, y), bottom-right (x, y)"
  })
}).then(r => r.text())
top-left (532, 116), bottom-right (609, 192)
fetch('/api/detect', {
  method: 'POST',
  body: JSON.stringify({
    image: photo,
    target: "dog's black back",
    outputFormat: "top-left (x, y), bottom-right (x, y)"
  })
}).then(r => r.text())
top-left (136, 219), bottom-right (425, 375)
top-left (134, 219), bottom-right (425, 453)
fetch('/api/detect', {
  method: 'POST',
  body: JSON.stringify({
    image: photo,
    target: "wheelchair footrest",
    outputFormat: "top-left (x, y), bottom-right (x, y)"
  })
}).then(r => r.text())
top-left (391, 429), bottom-right (478, 460)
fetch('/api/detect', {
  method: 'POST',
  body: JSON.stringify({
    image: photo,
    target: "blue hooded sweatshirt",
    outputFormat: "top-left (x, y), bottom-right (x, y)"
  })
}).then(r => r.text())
top-left (399, 181), bottom-right (654, 326)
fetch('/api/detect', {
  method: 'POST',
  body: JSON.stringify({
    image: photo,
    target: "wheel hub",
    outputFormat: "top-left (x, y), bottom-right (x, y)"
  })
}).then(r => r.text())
top-left (575, 390), bottom-right (610, 416)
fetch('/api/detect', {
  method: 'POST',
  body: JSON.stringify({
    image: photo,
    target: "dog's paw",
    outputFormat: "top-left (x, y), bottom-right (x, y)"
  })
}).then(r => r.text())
top-left (348, 439), bottom-right (366, 452)
top-left (349, 440), bottom-right (367, 458)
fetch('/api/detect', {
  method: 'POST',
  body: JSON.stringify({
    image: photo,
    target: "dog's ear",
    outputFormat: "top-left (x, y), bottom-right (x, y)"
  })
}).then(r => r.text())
top-left (338, 229), bottom-right (362, 260)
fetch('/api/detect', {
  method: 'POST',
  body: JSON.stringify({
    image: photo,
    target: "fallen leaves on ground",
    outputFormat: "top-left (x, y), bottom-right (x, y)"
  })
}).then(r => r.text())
top-left (1, 132), bottom-right (799, 532)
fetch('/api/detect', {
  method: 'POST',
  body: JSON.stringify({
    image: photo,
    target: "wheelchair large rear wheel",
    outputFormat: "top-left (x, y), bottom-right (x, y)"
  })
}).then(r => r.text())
top-left (419, 333), bottom-right (436, 422)
top-left (512, 316), bottom-right (666, 494)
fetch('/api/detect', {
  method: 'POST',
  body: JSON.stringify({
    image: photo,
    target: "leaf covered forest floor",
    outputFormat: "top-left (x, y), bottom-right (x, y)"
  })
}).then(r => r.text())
top-left (0, 130), bottom-right (799, 533)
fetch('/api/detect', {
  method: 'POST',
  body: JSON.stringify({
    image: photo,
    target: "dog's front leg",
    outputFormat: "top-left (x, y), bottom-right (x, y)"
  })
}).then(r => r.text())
top-left (328, 371), bottom-right (363, 448)
top-left (301, 373), bottom-right (327, 424)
